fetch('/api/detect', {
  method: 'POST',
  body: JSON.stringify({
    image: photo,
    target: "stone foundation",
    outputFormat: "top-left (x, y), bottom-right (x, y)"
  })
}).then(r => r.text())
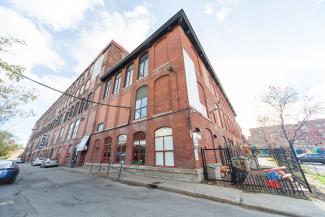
top-left (83, 163), bottom-right (204, 183)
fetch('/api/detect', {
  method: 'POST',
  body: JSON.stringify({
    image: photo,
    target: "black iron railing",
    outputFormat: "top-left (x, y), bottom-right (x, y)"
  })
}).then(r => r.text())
top-left (201, 144), bottom-right (309, 198)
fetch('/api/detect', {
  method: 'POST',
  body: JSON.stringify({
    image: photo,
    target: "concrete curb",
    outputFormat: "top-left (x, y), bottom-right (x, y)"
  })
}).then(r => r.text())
top-left (118, 178), bottom-right (293, 217)
top-left (62, 167), bottom-right (322, 217)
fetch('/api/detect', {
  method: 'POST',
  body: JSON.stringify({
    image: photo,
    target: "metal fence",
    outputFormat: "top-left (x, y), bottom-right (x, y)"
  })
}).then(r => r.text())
top-left (201, 144), bottom-right (310, 198)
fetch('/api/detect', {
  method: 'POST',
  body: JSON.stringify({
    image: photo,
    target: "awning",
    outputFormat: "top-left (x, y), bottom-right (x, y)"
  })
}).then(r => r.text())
top-left (76, 135), bottom-right (91, 152)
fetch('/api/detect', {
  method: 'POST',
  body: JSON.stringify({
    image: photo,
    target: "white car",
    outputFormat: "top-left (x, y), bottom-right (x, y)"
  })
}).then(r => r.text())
top-left (40, 159), bottom-right (59, 168)
top-left (32, 158), bottom-right (46, 166)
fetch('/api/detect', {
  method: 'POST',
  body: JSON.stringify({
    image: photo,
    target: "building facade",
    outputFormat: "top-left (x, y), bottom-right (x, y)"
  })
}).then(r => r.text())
top-left (248, 119), bottom-right (325, 148)
top-left (23, 10), bottom-right (243, 182)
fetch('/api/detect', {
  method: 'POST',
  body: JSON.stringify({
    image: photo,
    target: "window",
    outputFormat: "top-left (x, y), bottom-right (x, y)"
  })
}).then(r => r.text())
top-left (113, 72), bottom-right (121, 94)
top-left (69, 106), bottom-right (74, 117)
top-left (85, 80), bottom-right (90, 90)
top-left (84, 92), bottom-right (92, 110)
top-left (97, 123), bottom-right (104, 132)
top-left (80, 85), bottom-right (84, 95)
top-left (155, 127), bottom-right (174, 166)
top-left (103, 80), bottom-right (111, 99)
top-left (116, 135), bottom-right (127, 163)
top-left (79, 98), bottom-right (86, 113)
top-left (133, 132), bottom-right (146, 165)
top-left (51, 131), bottom-right (57, 145)
top-left (134, 86), bottom-right (148, 119)
top-left (124, 64), bottom-right (133, 88)
top-left (74, 103), bottom-right (79, 116)
top-left (72, 119), bottom-right (80, 139)
top-left (58, 127), bottom-right (64, 142)
top-left (66, 122), bottom-right (75, 140)
top-left (138, 53), bottom-right (148, 79)
top-left (102, 137), bottom-right (112, 163)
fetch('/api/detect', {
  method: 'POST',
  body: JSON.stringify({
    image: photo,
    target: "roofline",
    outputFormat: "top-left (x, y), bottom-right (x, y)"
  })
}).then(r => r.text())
top-left (82, 40), bottom-right (129, 75)
top-left (39, 40), bottom-right (129, 120)
top-left (100, 9), bottom-right (237, 116)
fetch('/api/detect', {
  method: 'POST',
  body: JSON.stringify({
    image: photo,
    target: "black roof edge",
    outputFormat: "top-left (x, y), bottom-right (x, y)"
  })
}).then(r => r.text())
top-left (100, 9), bottom-right (237, 116)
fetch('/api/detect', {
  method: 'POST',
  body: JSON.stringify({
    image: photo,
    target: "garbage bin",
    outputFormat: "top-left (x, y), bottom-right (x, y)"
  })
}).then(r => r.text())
top-left (206, 163), bottom-right (222, 179)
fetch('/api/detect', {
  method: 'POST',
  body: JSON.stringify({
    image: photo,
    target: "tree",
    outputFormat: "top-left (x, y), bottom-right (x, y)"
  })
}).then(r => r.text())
top-left (259, 86), bottom-right (324, 153)
top-left (0, 129), bottom-right (20, 158)
top-left (0, 36), bottom-right (37, 126)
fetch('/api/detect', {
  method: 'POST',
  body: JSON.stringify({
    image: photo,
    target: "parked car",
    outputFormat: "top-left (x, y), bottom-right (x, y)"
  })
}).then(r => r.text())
top-left (16, 158), bottom-right (25, 163)
top-left (31, 158), bottom-right (46, 166)
top-left (0, 160), bottom-right (19, 184)
top-left (40, 159), bottom-right (59, 168)
top-left (298, 153), bottom-right (325, 164)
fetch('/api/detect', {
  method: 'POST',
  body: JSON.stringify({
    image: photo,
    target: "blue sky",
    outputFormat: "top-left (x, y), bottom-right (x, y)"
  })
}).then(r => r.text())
top-left (1, 0), bottom-right (325, 145)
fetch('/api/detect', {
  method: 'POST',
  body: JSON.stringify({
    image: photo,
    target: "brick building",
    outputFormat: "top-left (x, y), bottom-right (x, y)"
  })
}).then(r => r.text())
top-left (248, 119), bottom-right (325, 148)
top-left (23, 10), bottom-right (243, 182)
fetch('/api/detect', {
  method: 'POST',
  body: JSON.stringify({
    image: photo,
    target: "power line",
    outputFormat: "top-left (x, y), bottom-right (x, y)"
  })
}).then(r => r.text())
top-left (12, 71), bottom-right (131, 110)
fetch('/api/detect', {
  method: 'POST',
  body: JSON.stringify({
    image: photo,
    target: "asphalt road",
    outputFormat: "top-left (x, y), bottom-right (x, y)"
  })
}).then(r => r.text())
top-left (302, 163), bottom-right (325, 175)
top-left (0, 164), bottom-right (282, 217)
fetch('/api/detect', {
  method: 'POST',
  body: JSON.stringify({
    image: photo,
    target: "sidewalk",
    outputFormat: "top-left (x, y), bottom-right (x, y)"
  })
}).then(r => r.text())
top-left (63, 167), bottom-right (325, 217)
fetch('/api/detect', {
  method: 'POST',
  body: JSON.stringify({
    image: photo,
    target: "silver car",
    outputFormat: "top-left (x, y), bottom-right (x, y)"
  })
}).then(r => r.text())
top-left (31, 158), bottom-right (46, 166)
top-left (40, 159), bottom-right (59, 168)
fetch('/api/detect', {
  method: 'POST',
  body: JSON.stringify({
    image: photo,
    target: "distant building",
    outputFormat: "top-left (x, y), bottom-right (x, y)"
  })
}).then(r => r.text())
top-left (22, 10), bottom-right (243, 182)
top-left (248, 119), bottom-right (325, 148)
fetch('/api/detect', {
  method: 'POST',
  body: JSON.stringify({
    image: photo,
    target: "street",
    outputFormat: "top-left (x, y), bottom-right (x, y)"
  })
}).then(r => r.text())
top-left (0, 164), bottom-right (282, 217)
top-left (302, 163), bottom-right (325, 176)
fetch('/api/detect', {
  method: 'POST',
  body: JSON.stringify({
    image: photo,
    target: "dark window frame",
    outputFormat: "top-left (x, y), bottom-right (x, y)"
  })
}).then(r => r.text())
top-left (138, 52), bottom-right (148, 80)
top-left (103, 80), bottom-right (111, 99)
top-left (134, 86), bottom-right (148, 120)
top-left (97, 123), bottom-right (104, 132)
top-left (113, 71), bottom-right (121, 94)
top-left (124, 64), bottom-right (134, 88)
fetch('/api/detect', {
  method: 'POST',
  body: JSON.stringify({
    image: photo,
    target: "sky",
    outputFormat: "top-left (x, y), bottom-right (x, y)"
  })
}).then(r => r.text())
top-left (0, 0), bottom-right (325, 146)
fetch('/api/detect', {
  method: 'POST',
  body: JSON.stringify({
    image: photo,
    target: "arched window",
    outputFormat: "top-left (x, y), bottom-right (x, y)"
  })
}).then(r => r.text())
top-left (85, 92), bottom-right (92, 110)
top-left (155, 127), bottom-right (174, 167)
top-left (102, 137), bottom-right (112, 163)
top-left (134, 86), bottom-right (148, 120)
top-left (133, 132), bottom-right (146, 165)
top-left (116, 135), bottom-right (127, 163)
top-left (138, 52), bottom-right (148, 79)
top-left (124, 64), bottom-right (133, 88)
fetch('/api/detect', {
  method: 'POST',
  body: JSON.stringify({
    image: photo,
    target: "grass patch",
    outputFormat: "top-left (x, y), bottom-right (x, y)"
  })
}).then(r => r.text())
top-left (313, 174), bottom-right (325, 185)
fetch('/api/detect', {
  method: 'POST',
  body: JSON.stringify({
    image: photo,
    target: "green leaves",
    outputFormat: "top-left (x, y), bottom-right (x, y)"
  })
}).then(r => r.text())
top-left (0, 129), bottom-right (20, 158)
top-left (0, 36), bottom-right (38, 126)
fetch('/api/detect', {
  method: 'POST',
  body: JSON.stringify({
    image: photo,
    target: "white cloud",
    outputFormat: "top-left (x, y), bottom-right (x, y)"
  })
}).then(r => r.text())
top-left (0, 6), bottom-right (64, 70)
top-left (309, 0), bottom-right (324, 5)
top-left (205, 3), bottom-right (214, 15)
top-left (216, 8), bottom-right (229, 21)
top-left (70, 5), bottom-right (155, 72)
top-left (9, 0), bottom-right (103, 31)
top-left (214, 0), bottom-right (237, 21)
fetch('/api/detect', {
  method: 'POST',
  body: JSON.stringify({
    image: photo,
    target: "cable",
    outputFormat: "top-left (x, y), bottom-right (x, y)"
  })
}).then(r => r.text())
top-left (12, 71), bottom-right (131, 110)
